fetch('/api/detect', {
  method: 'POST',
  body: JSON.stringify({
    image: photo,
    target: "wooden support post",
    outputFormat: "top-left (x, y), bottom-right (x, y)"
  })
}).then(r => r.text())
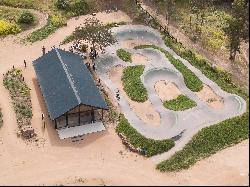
top-left (78, 106), bottom-right (81, 125)
top-left (55, 120), bottom-right (57, 129)
top-left (102, 109), bottom-right (104, 120)
top-left (66, 114), bottom-right (68, 127)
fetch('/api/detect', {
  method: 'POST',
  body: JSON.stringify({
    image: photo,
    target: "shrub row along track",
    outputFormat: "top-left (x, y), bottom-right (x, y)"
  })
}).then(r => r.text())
top-left (95, 25), bottom-right (247, 162)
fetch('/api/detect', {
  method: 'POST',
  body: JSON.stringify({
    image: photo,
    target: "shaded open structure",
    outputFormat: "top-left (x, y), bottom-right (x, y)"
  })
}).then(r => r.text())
top-left (33, 48), bottom-right (108, 139)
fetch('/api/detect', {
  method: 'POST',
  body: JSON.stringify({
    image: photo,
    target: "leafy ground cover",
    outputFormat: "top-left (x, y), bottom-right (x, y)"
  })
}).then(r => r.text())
top-left (116, 114), bottom-right (175, 157)
top-left (122, 65), bottom-right (148, 102)
top-left (163, 95), bottom-right (197, 111)
top-left (116, 49), bottom-right (132, 63)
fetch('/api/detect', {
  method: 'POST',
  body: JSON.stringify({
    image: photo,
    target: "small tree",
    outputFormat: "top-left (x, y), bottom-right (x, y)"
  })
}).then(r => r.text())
top-left (73, 17), bottom-right (117, 50)
top-left (224, 0), bottom-right (249, 61)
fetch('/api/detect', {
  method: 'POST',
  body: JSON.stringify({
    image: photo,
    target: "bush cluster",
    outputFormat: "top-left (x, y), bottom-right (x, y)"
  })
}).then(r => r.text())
top-left (18, 11), bottom-right (35, 24)
top-left (55, 0), bottom-right (90, 16)
top-left (116, 115), bottom-right (175, 157)
top-left (122, 65), bottom-right (148, 102)
top-left (0, 20), bottom-right (21, 36)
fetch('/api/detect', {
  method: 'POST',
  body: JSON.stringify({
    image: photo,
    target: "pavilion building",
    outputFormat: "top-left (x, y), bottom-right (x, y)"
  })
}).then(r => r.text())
top-left (33, 48), bottom-right (108, 139)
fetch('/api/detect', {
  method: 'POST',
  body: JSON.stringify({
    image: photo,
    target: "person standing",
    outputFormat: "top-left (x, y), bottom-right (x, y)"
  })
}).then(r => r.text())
top-left (42, 46), bottom-right (46, 55)
top-left (24, 60), bottom-right (27, 68)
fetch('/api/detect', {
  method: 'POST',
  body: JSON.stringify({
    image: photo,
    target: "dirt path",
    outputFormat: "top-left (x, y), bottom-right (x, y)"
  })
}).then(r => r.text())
top-left (0, 10), bottom-right (248, 186)
top-left (138, 0), bottom-right (249, 88)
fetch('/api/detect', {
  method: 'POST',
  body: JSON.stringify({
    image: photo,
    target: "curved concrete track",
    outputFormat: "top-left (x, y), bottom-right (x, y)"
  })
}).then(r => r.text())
top-left (96, 25), bottom-right (247, 162)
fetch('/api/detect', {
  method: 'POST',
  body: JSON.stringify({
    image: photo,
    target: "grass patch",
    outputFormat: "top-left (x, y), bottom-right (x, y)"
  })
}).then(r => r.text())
top-left (156, 111), bottom-right (249, 172)
top-left (0, 0), bottom-right (39, 9)
top-left (163, 95), bottom-right (197, 111)
top-left (116, 49), bottom-right (132, 63)
top-left (122, 65), bottom-right (148, 102)
top-left (134, 45), bottom-right (203, 92)
top-left (116, 115), bottom-right (175, 157)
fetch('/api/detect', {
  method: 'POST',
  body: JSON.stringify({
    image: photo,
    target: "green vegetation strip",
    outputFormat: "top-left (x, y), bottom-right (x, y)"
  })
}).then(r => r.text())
top-left (3, 69), bottom-right (33, 130)
top-left (116, 49), bottom-right (132, 63)
top-left (134, 45), bottom-right (203, 92)
top-left (163, 95), bottom-right (197, 111)
top-left (157, 111), bottom-right (249, 171)
top-left (122, 65), bottom-right (148, 102)
top-left (27, 14), bottom-right (67, 42)
top-left (116, 115), bottom-right (175, 157)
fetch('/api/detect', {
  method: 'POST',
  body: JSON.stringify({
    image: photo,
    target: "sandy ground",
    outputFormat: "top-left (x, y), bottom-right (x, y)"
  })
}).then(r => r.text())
top-left (0, 9), bottom-right (249, 186)
top-left (122, 39), bottom-right (152, 49)
top-left (109, 65), bottom-right (161, 127)
top-left (196, 84), bottom-right (224, 109)
top-left (131, 53), bottom-right (150, 64)
top-left (155, 80), bottom-right (182, 101)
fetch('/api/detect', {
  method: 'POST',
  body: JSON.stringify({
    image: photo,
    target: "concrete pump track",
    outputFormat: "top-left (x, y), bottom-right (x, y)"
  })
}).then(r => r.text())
top-left (96, 25), bottom-right (247, 162)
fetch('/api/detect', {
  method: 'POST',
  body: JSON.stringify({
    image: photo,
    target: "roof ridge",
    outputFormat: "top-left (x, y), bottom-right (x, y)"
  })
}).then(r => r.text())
top-left (55, 49), bottom-right (81, 104)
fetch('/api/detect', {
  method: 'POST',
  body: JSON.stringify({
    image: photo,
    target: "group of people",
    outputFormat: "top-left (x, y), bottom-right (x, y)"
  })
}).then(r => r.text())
top-left (69, 42), bottom-right (87, 59)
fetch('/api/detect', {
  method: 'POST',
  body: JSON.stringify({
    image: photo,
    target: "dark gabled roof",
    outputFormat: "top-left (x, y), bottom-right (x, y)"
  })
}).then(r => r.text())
top-left (33, 48), bottom-right (108, 120)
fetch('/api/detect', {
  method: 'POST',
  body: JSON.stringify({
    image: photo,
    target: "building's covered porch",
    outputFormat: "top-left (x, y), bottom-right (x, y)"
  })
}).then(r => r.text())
top-left (54, 104), bottom-right (104, 130)
top-left (57, 121), bottom-right (105, 140)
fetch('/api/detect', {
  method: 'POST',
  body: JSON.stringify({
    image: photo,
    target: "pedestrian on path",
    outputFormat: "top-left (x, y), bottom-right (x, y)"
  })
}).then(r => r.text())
top-left (24, 60), bottom-right (27, 68)
top-left (42, 46), bottom-right (46, 55)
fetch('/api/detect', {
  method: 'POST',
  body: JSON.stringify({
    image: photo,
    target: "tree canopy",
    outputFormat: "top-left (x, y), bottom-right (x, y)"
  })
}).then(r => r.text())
top-left (73, 17), bottom-right (117, 49)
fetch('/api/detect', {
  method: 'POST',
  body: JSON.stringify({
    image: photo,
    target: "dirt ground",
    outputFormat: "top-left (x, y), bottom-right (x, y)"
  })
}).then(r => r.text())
top-left (196, 84), bottom-right (224, 109)
top-left (132, 53), bottom-right (150, 64)
top-left (155, 80), bottom-right (182, 101)
top-left (0, 10), bottom-right (249, 186)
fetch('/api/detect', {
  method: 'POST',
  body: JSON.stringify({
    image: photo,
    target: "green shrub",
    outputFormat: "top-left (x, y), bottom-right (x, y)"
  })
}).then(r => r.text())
top-left (134, 45), bottom-right (203, 92)
top-left (18, 11), bottom-right (35, 24)
top-left (70, 0), bottom-right (90, 16)
top-left (116, 115), bottom-right (175, 157)
top-left (116, 49), bottom-right (132, 63)
top-left (27, 14), bottom-right (66, 42)
top-left (0, 20), bottom-right (21, 36)
top-left (122, 65), bottom-right (148, 102)
top-left (55, 0), bottom-right (70, 10)
top-left (163, 95), bottom-right (197, 111)
top-left (156, 111), bottom-right (249, 172)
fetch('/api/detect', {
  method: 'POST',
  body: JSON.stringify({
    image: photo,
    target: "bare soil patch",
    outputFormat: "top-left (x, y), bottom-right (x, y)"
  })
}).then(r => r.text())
top-left (155, 80), bottom-right (182, 102)
top-left (196, 84), bottom-right (224, 109)
top-left (131, 53), bottom-right (150, 64)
